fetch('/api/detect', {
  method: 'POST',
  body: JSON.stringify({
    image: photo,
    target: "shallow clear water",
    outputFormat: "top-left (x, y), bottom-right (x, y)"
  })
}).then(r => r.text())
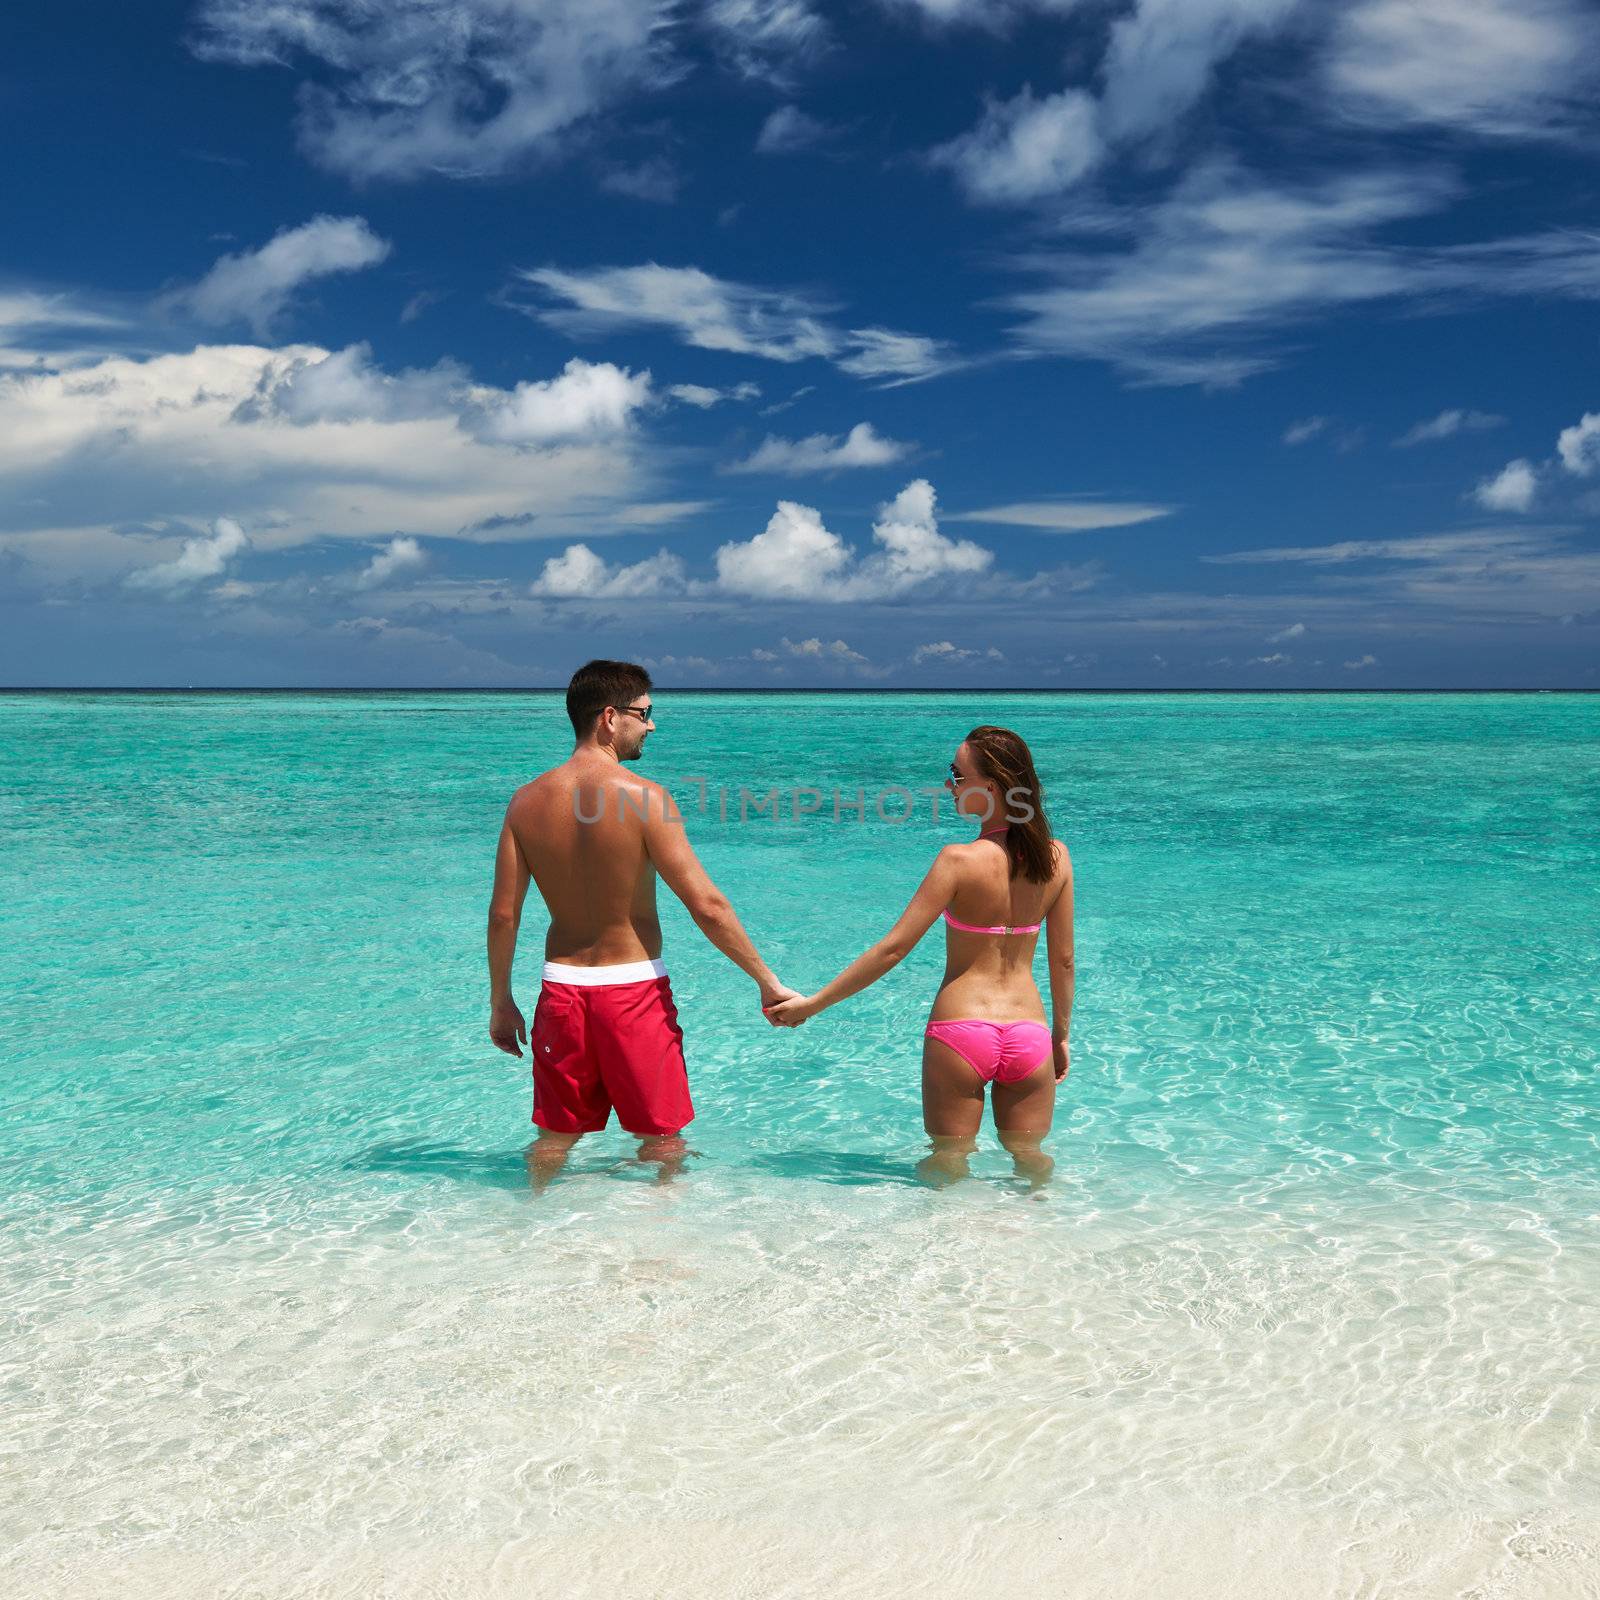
top-left (3, 692), bottom-right (1598, 1596)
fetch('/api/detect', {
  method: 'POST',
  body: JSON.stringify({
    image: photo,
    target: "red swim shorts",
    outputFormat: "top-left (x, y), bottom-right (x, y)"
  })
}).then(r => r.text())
top-left (529, 959), bottom-right (692, 1136)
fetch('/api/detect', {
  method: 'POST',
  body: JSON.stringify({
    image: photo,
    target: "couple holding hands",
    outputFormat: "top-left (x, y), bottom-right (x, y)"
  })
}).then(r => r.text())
top-left (488, 660), bottom-right (1073, 1184)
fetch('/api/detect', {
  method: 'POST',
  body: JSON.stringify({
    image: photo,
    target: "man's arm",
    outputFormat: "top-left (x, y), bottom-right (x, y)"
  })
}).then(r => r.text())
top-left (1044, 842), bottom-right (1074, 1081)
top-left (487, 805), bottom-right (532, 1056)
top-left (643, 788), bottom-right (792, 1008)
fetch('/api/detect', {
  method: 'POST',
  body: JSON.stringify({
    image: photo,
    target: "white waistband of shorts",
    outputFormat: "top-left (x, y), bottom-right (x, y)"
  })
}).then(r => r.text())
top-left (542, 957), bottom-right (667, 987)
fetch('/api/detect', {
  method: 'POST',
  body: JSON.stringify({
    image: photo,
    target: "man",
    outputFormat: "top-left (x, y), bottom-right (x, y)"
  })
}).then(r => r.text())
top-left (487, 659), bottom-right (795, 1182)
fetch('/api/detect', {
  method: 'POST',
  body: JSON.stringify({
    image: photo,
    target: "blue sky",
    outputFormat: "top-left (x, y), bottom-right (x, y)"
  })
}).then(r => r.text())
top-left (4, 0), bottom-right (1600, 687)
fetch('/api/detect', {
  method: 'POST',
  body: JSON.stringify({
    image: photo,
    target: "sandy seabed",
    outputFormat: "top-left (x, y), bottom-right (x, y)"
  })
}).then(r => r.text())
top-left (7, 1509), bottom-right (1599, 1600)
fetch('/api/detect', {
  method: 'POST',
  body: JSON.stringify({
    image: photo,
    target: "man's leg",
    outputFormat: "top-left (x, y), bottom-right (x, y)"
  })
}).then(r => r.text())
top-left (630, 1130), bottom-right (688, 1183)
top-left (524, 1129), bottom-right (582, 1193)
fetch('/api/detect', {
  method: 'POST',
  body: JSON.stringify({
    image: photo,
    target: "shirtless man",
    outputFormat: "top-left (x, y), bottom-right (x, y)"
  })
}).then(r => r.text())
top-left (487, 658), bottom-right (796, 1182)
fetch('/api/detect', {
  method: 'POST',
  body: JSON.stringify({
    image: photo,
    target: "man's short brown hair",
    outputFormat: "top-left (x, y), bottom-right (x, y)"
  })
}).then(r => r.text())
top-left (566, 659), bottom-right (653, 738)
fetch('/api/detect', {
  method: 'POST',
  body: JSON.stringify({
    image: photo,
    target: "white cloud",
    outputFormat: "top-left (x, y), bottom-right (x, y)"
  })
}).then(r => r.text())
top-left (190, 0), bottom-right (677, 180)
top-left (714, 477), bottom-right (992, 600)
top-left (353, 535), bottom-right (427, 590)
top-left (477, 358), bottom-right (653, 445)
top-left (877, 0), bottom-right (1081, 23)
top-left (531, 543), bottom-right (688, 598)
top-left (713, 500), bottom-right (850, 597)
top-left (168, 216), bottom-right (391, 336)
top-left (0, 343), bottom-right (667, 583)
top-left (1284, 416), bottom-right (1329, 445)
top-left (524, 263), bottom-right (836, 362)
top-left (1001, 161), bottom-right (1600, 385)
top-left (1555, 412), bottom-right (1600, 477)
top-left (929, 87), bottom-right (1101, 205)
top-left (1324, 0), bottom-right (1600, 140)
top-left (756, 104), bottom-right (831, 153)
top-left (704, 0), bottom-right (829, 82)
top-left (1247, 652), bottom-right (1291, 666)
top-left (926, 0), bottom-right (1297, 206)
top-left (667, 381), bottom-right (761, 407)
top-left (1394, 408), bottom-right (1505, 446)
top-left (724, 421), bottom-right (911, 474)
top-left (521, 263), bottom-right (957, 383)
top-left (1344, 653), bottom-right (1379, 670)
top-left (779, 635), bottom-right (866, 662)
top-left (246, 341), bottom-right (464, 424)
top-left (1266, 621), bottom-right (1305, 642)
top-left (125, 516), bottom-right (250, 592)
top-left (911, 640), bottom-right (1005, 664)
top-left (1098, 0), bottom-right (1300, 147)
top-left (834, 327), bottom-right (961, 384)
top-left (1474, 459), bottom-right (1538, 512)
top-left (1205, 528), bottom-right (1554, 565)
top-left (950, 500), bottom-right (1171, 530)
top-left (599, 157), bottom-right (682, 204)
top-left (0, 291), bottom-right (129, 370)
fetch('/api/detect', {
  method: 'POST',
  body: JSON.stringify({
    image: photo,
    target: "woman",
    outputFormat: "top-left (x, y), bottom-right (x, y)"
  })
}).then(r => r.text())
top-left (767, 726), bottom-right (1074, 1185)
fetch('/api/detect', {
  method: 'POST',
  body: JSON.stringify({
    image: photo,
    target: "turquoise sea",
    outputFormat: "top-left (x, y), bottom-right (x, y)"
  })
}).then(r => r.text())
top-left (3, 691), bottom-right (1598, 1597)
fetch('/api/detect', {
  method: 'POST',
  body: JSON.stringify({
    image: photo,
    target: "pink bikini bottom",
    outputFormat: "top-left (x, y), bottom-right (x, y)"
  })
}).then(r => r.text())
top-left (924, 1020), bottom-right (1052, 1084)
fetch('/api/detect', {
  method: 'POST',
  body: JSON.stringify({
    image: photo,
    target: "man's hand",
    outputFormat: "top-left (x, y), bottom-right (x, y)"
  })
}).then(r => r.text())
top-left (766, 993), bottom-right (819, 1028)
top-left (1052, 1037), bottom-right (1070, 1082)
top-left (490, 997), bottom-right (528, 1057)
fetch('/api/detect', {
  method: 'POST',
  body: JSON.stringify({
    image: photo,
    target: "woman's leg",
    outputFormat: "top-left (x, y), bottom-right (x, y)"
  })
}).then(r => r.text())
top-left (991, 1061), bottom-right (1056, 1186)
top-left (919, 1037), bottom-right (986, 1186)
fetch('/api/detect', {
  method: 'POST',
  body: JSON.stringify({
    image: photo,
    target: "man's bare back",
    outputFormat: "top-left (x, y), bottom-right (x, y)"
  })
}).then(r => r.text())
top-left (486, 663), bottom-right (795, 1106)
top-left (508, 754), bottom-right (673, 967)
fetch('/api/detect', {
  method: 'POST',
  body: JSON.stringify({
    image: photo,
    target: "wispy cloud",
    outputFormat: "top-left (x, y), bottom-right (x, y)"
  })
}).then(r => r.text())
top-left (1284, 416), bottom-right (1330, 445)
top-left (1322, 0), bottom-right (1600, 141)
top-left (756, 104), bottom-right (833, 153)
top-left (949, 500), bottom-right (1170, 530)
top-left (518, 263), bottom-right (960, 383)
top-left (999, 161), bottom-right (1600, 385)
top-left (190, 0), bottom-right (679, 180)
top-left (723, 422), bottom-right (911, 474)
top-left (164, 216), bottom-right (391, 336)
top-left (667, 381), bottom-right (762, 408)
top-left (1394, 407), bottom-right (1505, 446)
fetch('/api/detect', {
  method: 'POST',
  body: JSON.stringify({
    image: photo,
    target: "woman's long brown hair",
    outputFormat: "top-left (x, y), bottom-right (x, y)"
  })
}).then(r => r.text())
top-left (964, 725), bottom-right (1054, 884)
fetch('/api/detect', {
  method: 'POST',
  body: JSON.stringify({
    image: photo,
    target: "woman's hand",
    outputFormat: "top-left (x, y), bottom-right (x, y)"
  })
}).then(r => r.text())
top-left (765, 993), bottom-right (820, 1028)
top-left (1052, 1037), bottom-right (1070, 1081)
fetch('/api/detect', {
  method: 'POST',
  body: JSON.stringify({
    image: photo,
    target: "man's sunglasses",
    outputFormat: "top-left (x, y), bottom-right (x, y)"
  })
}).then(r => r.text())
top-left (616, 704), bottom-right (655, 725)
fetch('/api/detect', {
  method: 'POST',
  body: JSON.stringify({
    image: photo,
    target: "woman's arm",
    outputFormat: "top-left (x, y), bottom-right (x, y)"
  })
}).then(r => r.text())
top-left (1044, 841), bottom-right (1075, 1079)
top-left (767, 848), bottom-right (960, 1024)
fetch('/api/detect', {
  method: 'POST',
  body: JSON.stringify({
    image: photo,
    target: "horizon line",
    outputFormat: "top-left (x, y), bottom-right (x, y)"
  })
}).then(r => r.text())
top-left (2, 685), bottom-right (1595, 696)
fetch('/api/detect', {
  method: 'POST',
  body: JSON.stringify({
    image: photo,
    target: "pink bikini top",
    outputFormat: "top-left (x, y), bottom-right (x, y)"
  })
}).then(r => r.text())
top-left (942, 910), bottom-right (1042, 936)
top-left (943, 827), bottom-right (1043, 936)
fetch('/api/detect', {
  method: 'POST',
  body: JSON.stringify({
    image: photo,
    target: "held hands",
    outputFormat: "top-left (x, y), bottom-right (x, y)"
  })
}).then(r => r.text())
top-left (489, 997), bottom-right (528, 1057)
top-left (765, 992), bottom-right (820, 1028)
top-left (758, 979), bottom-right (805, 1027)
